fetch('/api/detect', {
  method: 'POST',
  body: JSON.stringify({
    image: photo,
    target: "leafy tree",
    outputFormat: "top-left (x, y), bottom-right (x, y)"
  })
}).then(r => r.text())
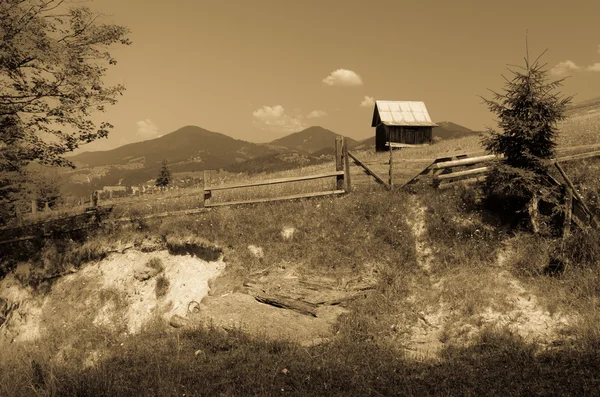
top-left (481, 47), bottom-right (572, 228)
top-left (0, 0), bottom-right (130, 220)
top-left (155, 160), bottom-right (172, 188)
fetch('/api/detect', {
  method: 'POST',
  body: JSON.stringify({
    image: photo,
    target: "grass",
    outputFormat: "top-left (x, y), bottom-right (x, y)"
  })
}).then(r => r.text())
top-left (4, 127), bottom-right (600, 395)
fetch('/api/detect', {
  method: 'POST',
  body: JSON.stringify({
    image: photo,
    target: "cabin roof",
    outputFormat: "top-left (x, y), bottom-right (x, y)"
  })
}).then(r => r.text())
top-left (371, 100), bottom-right (438, 127)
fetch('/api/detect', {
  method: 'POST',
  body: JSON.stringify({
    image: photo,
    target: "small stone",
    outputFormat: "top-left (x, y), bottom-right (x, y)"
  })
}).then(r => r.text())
top-left (281, 227), bottom-right (296, 240)
top-left (247, 245), bottom-right (264, 259)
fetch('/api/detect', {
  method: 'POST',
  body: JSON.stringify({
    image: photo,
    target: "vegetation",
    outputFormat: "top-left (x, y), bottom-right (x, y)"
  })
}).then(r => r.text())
top-left (0, 0), bottom-right (130, 221)
top-left (2, 182), bottom-right (600, 395)
top-left (155, 160), bottom-right (172, 188)
top-left (482, 48), bottom-right (572, 225)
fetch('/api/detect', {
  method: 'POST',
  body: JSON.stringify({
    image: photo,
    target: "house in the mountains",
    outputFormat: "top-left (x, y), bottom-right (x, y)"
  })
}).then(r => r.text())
top-left (371, 100), bottom-right (438, 151)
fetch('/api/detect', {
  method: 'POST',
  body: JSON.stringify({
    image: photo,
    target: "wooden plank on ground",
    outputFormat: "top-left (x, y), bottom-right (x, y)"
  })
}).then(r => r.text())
top-left (432, 155), bottom-right (498, 170)
top-left (254, 293), bottom-right (318, 317)
top-left (434, 166), bottom-right (490, 181)
top-left (205, 190), bottom-right (346, 208)
top-left (347, 151), bottom-right (391, 190)
top-left (204, 171), bottom-right (344, 192)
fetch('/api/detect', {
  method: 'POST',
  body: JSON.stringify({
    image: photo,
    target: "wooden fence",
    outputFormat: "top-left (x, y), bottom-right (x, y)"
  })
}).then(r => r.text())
top-left (202, 137), bottom-right (352, 207)
top-left (404, 149), bottom-right (600, 189)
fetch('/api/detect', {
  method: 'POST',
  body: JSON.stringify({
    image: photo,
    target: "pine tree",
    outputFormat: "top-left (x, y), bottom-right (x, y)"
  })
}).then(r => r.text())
top-left (155, 160), bottom-right (172, 188)
top-left (481, 46), bottom-right (572, 226)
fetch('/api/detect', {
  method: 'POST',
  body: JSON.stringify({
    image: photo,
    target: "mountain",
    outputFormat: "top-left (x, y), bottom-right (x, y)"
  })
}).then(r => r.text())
top-left (432, 121), bottom-right (480, 140)
top-left (64, 126), bottom-right (282, 188)
top-left (269, 126), bottom-right (357, 154)
top-left (68, 126), bottom-right (274, 168)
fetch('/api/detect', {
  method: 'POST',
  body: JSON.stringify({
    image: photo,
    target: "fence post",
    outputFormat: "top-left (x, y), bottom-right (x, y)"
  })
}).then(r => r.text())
top-left (31, 199), bottom-right (37, 215)
top-left (342, 137), bottom-right (351, 192)
top-left (335, 137), bottom-right (344, 191)
top-left (44, 201), bottom-right (50, 212)
top-left (389, 141), bottom-right (394, 189)
top-left (203, 170), bottom-right (212, 206)
top-left (92, 191), bottom-right (98, 207)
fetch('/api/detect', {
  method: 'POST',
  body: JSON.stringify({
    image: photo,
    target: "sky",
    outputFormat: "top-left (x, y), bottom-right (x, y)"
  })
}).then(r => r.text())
top-left (77, 0), bottom-right (600, 152)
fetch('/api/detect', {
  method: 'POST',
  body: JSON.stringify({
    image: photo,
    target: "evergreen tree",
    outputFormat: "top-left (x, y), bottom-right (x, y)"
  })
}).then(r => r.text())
top-left (155, 160), bottom-right (172, 188)
top-left (481, 47), bottom-right (572, 225)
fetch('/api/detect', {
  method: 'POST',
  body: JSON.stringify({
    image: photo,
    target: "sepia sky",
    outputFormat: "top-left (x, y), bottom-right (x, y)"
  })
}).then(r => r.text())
top-left (80, 0), bottom-right (600, 151)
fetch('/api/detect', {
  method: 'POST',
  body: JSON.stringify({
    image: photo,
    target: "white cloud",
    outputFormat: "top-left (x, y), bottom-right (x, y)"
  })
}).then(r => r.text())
top-left (136, 119), bottom-right (160, 138)
top-left (549, 60), bottom-right (580, 76)
top-left (252, 105), bottom-right (305, 132)
top-left (307, 110), bottom-right (328, 118)
top-left (359, 95), bottom-right (375, 108)
top-left (322, 69), bottom-right (363, 86)
top-left (587, 63), bottom-right (600, 72)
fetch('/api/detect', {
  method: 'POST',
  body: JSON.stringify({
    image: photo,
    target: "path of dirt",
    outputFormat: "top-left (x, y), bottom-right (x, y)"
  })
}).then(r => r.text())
top-left (401, 196), bottom-right (576, 361)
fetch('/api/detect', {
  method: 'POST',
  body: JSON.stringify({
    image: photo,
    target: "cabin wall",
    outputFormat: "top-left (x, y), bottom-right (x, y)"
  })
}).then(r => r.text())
top-left (375, 125), bottom-right (434, 151)
top-left (375, 124), bottom-right (387, 151)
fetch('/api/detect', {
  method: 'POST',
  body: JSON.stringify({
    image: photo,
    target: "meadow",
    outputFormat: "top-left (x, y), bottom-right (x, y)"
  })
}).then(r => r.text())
top-left (2, 111), bottom-right (600, 396)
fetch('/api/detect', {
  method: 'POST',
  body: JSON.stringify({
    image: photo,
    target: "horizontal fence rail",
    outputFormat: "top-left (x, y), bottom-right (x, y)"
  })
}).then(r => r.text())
top-left (203, 137), bottom-right (351, 207)
top-left (204, 171), bottom-right (344, 192)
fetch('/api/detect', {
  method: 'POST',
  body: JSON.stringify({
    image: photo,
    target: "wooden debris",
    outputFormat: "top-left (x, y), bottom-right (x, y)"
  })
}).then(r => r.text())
top-left (563, 188), bottom-right (573, 240)
top-left (254, 293), bottom-right (318, 317)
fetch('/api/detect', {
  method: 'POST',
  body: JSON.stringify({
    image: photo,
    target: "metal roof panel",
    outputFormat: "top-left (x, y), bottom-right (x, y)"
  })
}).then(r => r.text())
top-left (372, 100), bottom-right (438, 127)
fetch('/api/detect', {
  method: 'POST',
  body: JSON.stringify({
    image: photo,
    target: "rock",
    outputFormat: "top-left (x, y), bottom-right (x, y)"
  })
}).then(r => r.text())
top-left (281, 227), bottom-right (296, 240)
top-left (133, 262), bottom-right (161, 281)
top-left (248, 245), bottom-right (264, 259)
top-left (194, 349), bottom-right (205, 357)
top-left (169, 314), bottom-right (191, 328)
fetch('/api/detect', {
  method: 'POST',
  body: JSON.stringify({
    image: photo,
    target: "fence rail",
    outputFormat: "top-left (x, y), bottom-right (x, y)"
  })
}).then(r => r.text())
top-left (347, 151), bottom-right (391, 190)
top-left (203, 137), bottom-right (351, 207)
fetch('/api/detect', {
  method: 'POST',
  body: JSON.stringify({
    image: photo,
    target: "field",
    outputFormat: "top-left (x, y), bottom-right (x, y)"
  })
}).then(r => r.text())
top-left (2, 112), bottom-right (600, 396)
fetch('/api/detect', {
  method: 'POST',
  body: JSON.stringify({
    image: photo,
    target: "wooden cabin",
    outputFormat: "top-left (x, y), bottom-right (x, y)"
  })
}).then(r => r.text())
top-left (371, 100), bottom-right (438, 151)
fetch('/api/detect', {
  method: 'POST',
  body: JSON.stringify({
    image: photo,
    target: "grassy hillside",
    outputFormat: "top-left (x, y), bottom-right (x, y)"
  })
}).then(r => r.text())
top-left (3, 181), bottom-right (600, 395)
top-left (559, 96), bottom-right (600, 147)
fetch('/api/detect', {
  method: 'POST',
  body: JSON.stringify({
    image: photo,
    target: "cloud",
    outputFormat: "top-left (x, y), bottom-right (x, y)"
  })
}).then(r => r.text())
top-left (587, 63), bottom-right (600, 72)
top-left (322, 69), bottom-right (363, 86)
top-left (307, 110), bottom-right (328, 118)
top-left (136, 119), bottom-right (160, 138)
top-left (549, 60), bottom-right (580, 76)
top-left (252, 105), bottom-right (305, 132)
top-left (360, 95), bottom-right (375, 108)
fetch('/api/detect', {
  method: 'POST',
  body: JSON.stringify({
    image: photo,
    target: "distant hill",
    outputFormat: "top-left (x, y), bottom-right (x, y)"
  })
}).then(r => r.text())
top-left (64, 126), bottom-right (282, 188)
top-left (223, 151), bottom-right (330, 175)
top-left (433, 121), bottom-right (480, 140)
top-left (270, 126), bottom-right (357, 154)
top-left (68, 126), bottom-right (275, 169)
top-left (352, 121), bottom-right (479, 150)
